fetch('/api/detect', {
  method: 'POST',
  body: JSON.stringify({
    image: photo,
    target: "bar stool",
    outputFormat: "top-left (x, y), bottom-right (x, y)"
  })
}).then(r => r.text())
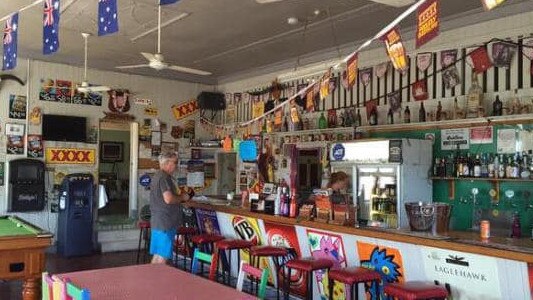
top-left (284, 257), bottom-right (334, 300)
top-left (136, 220), bottom-right (151, 264)
top-left (249, 246), bottom-right (289, 300)
top-left (190, 234), bottom-right (225, 275)
top-left (384, 281), bottom-right (449, 300)
top-left (215, 239), bottom-right (254, 286)
top-left (173, 226), bottom-right (197, 270)
top-left (328, 267), bottom-right (381, 300)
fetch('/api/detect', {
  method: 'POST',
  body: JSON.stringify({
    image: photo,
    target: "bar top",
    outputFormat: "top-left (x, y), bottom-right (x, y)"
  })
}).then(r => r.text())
top-left (185, 200), bottom-right (533, 263)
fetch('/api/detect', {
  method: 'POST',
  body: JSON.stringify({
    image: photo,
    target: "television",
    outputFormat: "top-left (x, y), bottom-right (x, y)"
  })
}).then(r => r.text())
top-left (42, 114), bottom-right (87, 142)
top-left (100, 142), bottom-right (123, 162)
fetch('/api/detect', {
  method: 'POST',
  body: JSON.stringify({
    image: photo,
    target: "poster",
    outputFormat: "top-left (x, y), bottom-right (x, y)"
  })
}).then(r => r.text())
top-left (441, 128), bottom-right (470, 150)
top-left (497, 128), bottom-right (516, 153)
top-left (40, 79), bottom-right (102, 106)
top-left (380, 27), bottom-right (408, 73)
top-left (346, 53), bottom-right (358, 89)
top-left (9, 95), bottom-right (27, 119)
top-left (416, 0), bottom-right (439, 49)
top-left (27, 135), bottom-right (44, 158)
top-left (195, 208), bottom-right (221, 235)
top-left (306, 229), bottom-right (347, 300)
top-left (264, 222), bottom-right (306, 297)
top-left (421, 247), bottom-right (502, 299)
top-left (45, 148), bottom-right (96, 164)
top-left (470, 126), bottom-right (493, 144)
top-left (357, 241), bottom-right (405, 300)
top-left (7, 135), bottom-right (24, 155)
top-left (72, 83), bottom-right (103, 106)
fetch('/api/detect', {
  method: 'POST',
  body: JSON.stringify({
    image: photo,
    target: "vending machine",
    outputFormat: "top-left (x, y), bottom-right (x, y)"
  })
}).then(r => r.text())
top-left (57, 173), bottom-right (94, 257)
top-left (330, 139), bottom-right (433, 229)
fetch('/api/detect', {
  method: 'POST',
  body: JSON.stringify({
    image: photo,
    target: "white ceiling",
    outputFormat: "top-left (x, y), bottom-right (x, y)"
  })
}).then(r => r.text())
top-left (0, 0), bottom-right (526, 85)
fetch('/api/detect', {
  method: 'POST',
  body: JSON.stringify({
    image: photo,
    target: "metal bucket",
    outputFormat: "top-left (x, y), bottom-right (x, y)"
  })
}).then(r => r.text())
top-left (405, 202), bottom-right (451, 235)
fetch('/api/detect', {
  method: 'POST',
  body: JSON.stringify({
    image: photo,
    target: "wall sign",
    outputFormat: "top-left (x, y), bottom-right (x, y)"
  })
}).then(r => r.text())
top-left (9, 95), bottom-right (27, 119)
top-left (45, 148), bottom-right (96, 164)
top-left (421, 247), bottom-right (502, 299)
top-left (441, 128), bottom-right (469, 150)
top-left (171, 99), bottom-right (198, 121)
top-left (332, 143), bottom-right (345, 161)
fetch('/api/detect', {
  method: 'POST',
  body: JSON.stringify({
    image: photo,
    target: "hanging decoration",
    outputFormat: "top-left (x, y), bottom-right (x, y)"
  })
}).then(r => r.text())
top-left (365, 99), bottom-right (378, 120)
top-left (374, 62), bottom-right (389, 78)
top-left (346, 53), bottom-right (358, 89)
top-left (171, 99), bottom-right (198, 120)
top-left (416, 0), bottom-right (439, 49)
top-left (3, 13), bottom-right (18, 70)
top-left (481, 0), bottom-right (507, 11)
top-left (160, 0), bottom-right (180, 5)
top-left (467, 46), bottom-right (492, 74)
top-left (412, 80), bottom-right (428, 101)
top-left (43, 0), bottom-right (60, 55)
top-left (442, 65), bottom-right (461, 89)
top-left (416, 52), bottom-right (433, 72)
top-left (381, 27), bottom-right (408, 73)
top-left (491, 41), bottom-right (516, 68)
top-left (440, 49), bottom-right (457, 68)
top-left (319, 68), bottom-right (332, 100)
top-left (306, 88), bottom-right (315, 112)
top-left (98, 0), bottom-right (119, 36)
top-left (359, 68), bottom-right (373, 87)
top-left (388, 91), bottom-right (401, 113)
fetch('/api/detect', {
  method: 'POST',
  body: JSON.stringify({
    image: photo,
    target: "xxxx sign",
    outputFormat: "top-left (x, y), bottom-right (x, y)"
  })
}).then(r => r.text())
top-left (171, 99), bottom-right (199, 121)
top-left (46, 148), bottom-right (96, 164)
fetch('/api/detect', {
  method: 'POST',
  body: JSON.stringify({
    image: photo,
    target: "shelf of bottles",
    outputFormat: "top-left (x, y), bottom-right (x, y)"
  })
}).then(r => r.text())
top-left (370, 184), bottom-right (398, 228)
top-left (431, 151), bottom-right (533, 200)
top-left (263, 126), bottom-right (355, 144)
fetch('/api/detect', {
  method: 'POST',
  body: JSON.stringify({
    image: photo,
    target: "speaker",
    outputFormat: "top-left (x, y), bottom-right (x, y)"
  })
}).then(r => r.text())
top-left (197, 92), bottom-right (226, 110)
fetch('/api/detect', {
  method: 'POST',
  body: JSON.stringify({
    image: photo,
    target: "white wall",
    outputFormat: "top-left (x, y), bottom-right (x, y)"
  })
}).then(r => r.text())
top-left (0, 59), bottom-right (213, 236)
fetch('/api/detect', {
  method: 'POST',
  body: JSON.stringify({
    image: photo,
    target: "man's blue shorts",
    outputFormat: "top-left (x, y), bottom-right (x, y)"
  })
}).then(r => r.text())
top-left (149, 228), bottom-right (176, 260)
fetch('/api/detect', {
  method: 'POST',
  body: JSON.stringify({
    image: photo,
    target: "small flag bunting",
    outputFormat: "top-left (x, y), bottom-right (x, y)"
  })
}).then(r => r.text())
top-left (98, 0), bottom-right (119, 36)
top-left (3, 13), bottom-right (18, 70)
top-left (43, 0), bottom-right (60, 55)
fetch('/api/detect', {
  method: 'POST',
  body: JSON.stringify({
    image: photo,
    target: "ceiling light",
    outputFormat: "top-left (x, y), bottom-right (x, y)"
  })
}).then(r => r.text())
top-left (255, 0), bottom-right (285, 3)
top-left (368, 0), bottom-right (416, 8)
top-left (287, 17), bottom-right (299, 25)
top-left (131, 12), bottom-right (190, 42)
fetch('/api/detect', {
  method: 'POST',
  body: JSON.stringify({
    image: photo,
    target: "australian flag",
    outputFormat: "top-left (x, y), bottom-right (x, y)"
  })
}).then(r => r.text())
top-left (98, 0), bottom-right (118, 36)
top-left (43, 0), bottom-right (60, 55)
top-left (3, 13), bottom-right (18, 70)
top-left (160, 0), bottom-right (180, 5)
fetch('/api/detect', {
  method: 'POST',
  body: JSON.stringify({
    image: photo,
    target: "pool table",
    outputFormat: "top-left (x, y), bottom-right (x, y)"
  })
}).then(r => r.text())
top-left (0, 215), bottom-right (53, 300)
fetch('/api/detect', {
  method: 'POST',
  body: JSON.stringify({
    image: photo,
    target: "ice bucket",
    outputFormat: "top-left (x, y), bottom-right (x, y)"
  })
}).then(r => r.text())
top-left (405, 202), bottom-right (451, 235)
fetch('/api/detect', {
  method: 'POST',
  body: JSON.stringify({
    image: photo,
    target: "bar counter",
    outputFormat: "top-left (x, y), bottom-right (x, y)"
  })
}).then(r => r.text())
top-left (186, 200), bottom-right (533, 263)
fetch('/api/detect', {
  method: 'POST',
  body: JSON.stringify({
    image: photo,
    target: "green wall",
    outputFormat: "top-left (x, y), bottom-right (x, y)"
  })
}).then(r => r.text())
top-left (371, 124), bottom-right (533, 237)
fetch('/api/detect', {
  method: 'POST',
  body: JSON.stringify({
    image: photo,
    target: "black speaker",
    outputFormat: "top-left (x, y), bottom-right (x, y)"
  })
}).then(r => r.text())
top-left (197, 92), bottom-right (226, 110)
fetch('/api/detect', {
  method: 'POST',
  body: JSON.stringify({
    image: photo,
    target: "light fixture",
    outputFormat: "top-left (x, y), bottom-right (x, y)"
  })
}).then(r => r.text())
top-left (255, 0), bottom-right (285, 3)
top-left (287, 17), bottom-right (299, 25)
top-left (277, 59), bottom-right (342, 83)
top-left (131, 12), bottom-right (190, 42)
top-left (369, 0), bottom-right (416, 8)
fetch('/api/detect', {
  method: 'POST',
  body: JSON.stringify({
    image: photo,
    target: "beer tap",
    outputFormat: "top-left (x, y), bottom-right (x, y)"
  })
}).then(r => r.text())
top-left (505, 190), bottom-right (517, 208)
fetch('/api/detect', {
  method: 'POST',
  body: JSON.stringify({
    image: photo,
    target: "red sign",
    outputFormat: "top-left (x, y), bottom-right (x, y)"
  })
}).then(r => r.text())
top-left (346, 53), bottom-right (358, 89)
top-left (416, 0), bottom-right (439, 49)
top-left (381, 28), bottom-right (408, 73)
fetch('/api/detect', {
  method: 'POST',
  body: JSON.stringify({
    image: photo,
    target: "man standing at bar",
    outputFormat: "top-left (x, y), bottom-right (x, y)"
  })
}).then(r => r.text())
top-left (150, 152), bottom-right (193, 264)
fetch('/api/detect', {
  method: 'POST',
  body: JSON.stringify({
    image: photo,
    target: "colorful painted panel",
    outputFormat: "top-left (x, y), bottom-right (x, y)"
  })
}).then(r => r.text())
top-left (529, 263), bottom-right (533, 299)
top-left (45, 148), bottom-right (95, 164)
top-left (264, 222), bottom-right (306, 297)
top-left (306, 229), bottom-right (347, 300)
top-left (195, 208), bottom-right (221, 235)
top-left (357, 241), bottom-right (405, 300)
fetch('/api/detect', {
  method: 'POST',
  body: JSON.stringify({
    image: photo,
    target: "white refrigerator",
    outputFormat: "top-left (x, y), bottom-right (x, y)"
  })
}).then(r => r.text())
top-left (330, 139), bottom-right (433, 229)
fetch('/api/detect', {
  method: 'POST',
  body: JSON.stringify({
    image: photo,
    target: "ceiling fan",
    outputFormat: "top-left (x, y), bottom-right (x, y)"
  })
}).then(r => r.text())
top-left (77, 33), bottom-right (111, 93)
top-left (116, 5), bottom-right (211, 76)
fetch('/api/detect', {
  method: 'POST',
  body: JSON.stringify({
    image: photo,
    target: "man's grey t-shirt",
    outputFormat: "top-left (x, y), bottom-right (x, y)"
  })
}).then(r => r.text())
top-left (150, 170), bottom-right (181, 230)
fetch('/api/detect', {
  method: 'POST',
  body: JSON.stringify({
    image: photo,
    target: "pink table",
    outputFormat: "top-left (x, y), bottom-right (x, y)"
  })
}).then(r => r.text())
top-left (57, 264), bottom-right (255, 300)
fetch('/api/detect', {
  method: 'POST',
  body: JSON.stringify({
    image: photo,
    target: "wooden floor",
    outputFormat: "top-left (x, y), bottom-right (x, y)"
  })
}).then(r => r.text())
top-left (0, 250), bottom-right (138, 300)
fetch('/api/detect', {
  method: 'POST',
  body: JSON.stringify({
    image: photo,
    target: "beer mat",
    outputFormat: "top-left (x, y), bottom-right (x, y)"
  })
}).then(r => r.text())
top-left (455, 239), bottom-right (533, 254)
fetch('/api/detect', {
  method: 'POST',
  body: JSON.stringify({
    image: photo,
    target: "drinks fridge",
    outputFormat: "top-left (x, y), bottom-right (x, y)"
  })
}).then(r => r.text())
top-left (330, 139), bottom-right (433, 229)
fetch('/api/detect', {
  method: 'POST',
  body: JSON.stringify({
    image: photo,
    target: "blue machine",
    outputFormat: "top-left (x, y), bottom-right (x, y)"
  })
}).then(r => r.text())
top-left (57, 173), bottom-right (94, 257)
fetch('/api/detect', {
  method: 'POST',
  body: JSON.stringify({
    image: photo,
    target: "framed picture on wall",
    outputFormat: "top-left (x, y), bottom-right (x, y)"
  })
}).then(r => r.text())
top-left (100, 141), bottom-right (124, 162)
top-left (5, 123), bottom-right (25, 136)
top-left (151, 131), bottom-right (162, 146)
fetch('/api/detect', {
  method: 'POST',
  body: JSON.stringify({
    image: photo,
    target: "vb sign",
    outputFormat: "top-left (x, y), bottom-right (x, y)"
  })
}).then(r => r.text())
top-left (232, 216), bottom-right (259, 246)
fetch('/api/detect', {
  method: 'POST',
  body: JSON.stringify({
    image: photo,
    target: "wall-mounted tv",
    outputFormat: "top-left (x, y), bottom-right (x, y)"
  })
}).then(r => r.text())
top-left (100, 141), bottom-right (123, 162)
top-left (42, 114), bottom-right (87, 142)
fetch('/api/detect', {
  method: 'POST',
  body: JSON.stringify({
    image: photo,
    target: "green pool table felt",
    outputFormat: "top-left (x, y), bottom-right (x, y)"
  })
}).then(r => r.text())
top-left (0, 216), bottom-right (40, 237)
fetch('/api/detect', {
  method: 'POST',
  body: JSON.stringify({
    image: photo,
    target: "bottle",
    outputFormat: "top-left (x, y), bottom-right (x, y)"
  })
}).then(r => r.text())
top-left (355, 109), bottom-right (362, 127)
top-left (445, 154), bottom-right (454, 177)
top-left (493, 95), bottom-right (503, 116)
top-left (467, 72), bottom-right (483, 118)
top-left (511, 213), bottom-right (522, 238)
top-left (436, 101), bottom-right (443, 121)
top-left (506, 156), bottom-right (513, 179)
top-left (387, 107), bottom-right (394, 125)
top-left (433, 157), bottom-right (440, 177)
top-left (369, 109), bottom-right (378, 126)
top-left (456, 152), bottom-right (464, 178)
top-left (480, 153), bottom-right (489, 178)
top-left (280, 187), bottom-right (289, 216)
top-left (512, 153), bottom-right (520, 178)
top-left (463, 153), bottom-right (471, 177)
top-left (419, 102), bottom-right (426, 122)
top-left (403, 106), bottom-right (411, 123)
top-left (473, 154), bottom-right (481, 177)
top-left (452, 97), bottom-right (461, 120)
top-left (488, 153), bottom-right (495, 178)
top-left (318, 112), bottom-right (327, 129)
top-left (522, 151), bottom-right (531, 179)
top-left (498, 154), bottom-right (506, 178)
top-left (282, 116), bottom-right (288, 132)
top-left (289, 193), bottom-right (297, 218)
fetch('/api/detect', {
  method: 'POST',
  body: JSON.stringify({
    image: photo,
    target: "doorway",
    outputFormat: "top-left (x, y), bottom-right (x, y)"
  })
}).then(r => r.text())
top-left (296, 148), bottom-right (322, 200)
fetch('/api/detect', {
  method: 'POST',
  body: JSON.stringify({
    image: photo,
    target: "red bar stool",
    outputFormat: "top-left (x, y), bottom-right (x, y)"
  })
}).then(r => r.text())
top-left (215, 239), bottom-right (254, 286)
top-left (249, 246), bottom-right (289, 300)
top-left (136, 220), bottom-right (151, 264)
top-left (384, 281), bottom-right (449, 300)
top-left (328, 267), bottom-right (381, 300)
top-left (173, 226), bottom-right (197, 270)
top-left (190, 234), bottom-right (225, 274)
top-left (284, 257), bottom-right (334, 300)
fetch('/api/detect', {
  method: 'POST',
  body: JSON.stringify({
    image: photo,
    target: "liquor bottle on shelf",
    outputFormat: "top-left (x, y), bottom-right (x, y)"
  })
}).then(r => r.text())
top-left (369, 109), bottom-right (378, 126)
top-left (467, 72), bottom-right (483, 118)
top-left (318, 112), bottom-right (327, 129)
top-left (387, 107), bottom-right (394, 125)
top-left (463, 153), bottom-right (471, 177)
top-left (488, 153), bottom-right (495, 178)
top-left (282, 115), bottom-right (288, 132)
top-left (419, 102), bottom-right (426, 122)
top-left (355, 109), bottom-right (362, 127)
top-left (403, 106), bottom-right (411, 123)
top-left (506, 156), bottom-right (513, 179)
top-left (512, 152), bottom-right (520, 178)
top-left (456, 152), bottom-right (464, 178)
top-left (492, 95), bottom-right (503, 116)
top-left (436, 101), bottom-right (443, 121)
top-left (446, 154), bottom-right (455, 177)
top-left (498, 154), bottom-right (506, 178)
top-left (529, 150), bottom-right (533, 179)
top-left (521, 151), bottom-right (531, 179)
top-left (480, 153), bottom-right (489, 178)
top-left (473, 154), bottom-right (482, 178)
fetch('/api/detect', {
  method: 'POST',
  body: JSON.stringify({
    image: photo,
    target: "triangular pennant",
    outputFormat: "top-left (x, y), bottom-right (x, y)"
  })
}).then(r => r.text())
top-left (416, 0), bottom-right (440, 49)
top-left (412, 79), bottom-right (428, 101)
top-left (380, 28), bottom-right (408, 73)
top-left (359, 68), bottom-right (373, 87)
top-left (522, 38), bottom-right (533, 60)
top-left (467, 46), bottom-right (492, 74)
top-left (440, 49), bottom-right (457, 68)
top-left (346, 53), bottom-right (358, 89)
top-left (491, 41), bottom-right (516, 68)
top-left (442, 65), bottom-right (461, 89)
top-left (374, 62), bottom-right (389, 78)
top-left (416, 52), bottom-right (433, 72)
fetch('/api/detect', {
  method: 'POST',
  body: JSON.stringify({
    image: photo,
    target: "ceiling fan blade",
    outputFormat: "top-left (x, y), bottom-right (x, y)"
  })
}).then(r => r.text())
top-left (167, 64), bottom-right (212, 76)
top-left (141, 52), bottom-right (157, 62)
top-left (116, 64), bottom-right (150, 69)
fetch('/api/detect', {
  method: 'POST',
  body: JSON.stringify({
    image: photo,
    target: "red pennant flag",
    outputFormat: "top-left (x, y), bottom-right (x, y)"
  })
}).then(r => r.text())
top-left (381, 28), bottom-right (408, 73)
top-left (412, 80), bottom-right (428, 101)
top-left (416, 0), bottom-right (439, 49)
top-left (468, 46), bottom-right (492, 74)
